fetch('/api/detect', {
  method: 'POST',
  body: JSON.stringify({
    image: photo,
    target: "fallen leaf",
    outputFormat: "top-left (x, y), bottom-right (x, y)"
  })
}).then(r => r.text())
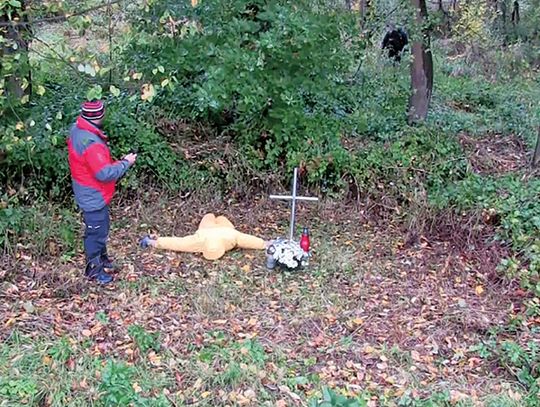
top-left (475, 285), bottom-right (484, 295)
top-left (82, 329), bottom-right (92, 337)
top-left (411, 350), bottom-right (422, 362)
top-left (241, 264), bottom-right (251, 273)
top-left (148, 351), bottom-right (162, 366)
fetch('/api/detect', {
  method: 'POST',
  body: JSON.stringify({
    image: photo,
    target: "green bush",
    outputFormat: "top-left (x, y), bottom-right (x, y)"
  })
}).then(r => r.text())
top-left (0, 200), bottom-right (79, 256)
top-left (433, 175), bottom-right (540, 294)
top-left (349, 126), bottom-right (468, 207)
top-left (471, 339), bottom-right (540, 406)
top-left (123, 0), bottom-right (364, 181)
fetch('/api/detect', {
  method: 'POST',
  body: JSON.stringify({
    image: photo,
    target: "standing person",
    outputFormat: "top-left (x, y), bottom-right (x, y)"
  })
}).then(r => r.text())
top-left (381, 23), bottom-right (409, 63)
top-left (67, 100), bottom-right (137, 284)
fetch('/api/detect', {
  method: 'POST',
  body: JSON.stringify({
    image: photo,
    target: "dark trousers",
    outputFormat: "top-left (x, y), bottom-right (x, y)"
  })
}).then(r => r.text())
top-left (82, 206), bottom-right (110, 267)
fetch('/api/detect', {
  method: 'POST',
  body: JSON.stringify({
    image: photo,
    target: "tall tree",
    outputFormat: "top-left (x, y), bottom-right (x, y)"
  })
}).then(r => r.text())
top-left (408, 0), bottom-right (433, 124)
top-left (0, 1), bottom-right (31, 103)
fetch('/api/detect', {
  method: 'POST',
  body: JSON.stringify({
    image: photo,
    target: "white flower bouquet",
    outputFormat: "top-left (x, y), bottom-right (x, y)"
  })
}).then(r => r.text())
top-left (266, 238), bottom-right (309, 271)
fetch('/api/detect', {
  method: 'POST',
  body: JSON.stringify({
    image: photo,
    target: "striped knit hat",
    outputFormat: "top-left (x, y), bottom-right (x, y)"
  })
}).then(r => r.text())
top-left (81, 100), bottom-right (105, 121)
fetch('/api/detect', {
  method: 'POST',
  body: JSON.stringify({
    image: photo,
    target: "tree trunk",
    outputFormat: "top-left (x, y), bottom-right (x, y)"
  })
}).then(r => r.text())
top-left (532, 127), bottom-right (540, 168)
top-left (408, 0), bottom-right (433, 124)
top-left (359, 0), bottom-right (368, 16)
top-left (0, 1), bottom-right (32, 101)
top-left (511, 0), bottom-right (520, 25)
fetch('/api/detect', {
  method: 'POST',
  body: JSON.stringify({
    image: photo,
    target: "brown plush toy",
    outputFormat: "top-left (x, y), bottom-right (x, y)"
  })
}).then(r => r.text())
top-left (140, 213), bottom-right (268, 260)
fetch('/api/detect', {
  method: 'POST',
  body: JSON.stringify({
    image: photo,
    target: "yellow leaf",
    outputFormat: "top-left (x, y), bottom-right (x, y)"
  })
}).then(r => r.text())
top-left (36, 85), bottom-right (46, 96)
top-left (241, 264), bottom-right (251, 273)
top-left (141, 83), bottom-right (156, 101)
top-left (4, 318), bottom-right (16, 327)
top-left (212, 319), bottom-right (228, 325)
top-left (363, 345), bottom-right (376, 354)
top-left (148, 351), bottom-right (161, 366)
top-left (132, 382), bottom-right (142, 393)
top-left (475, 285), bottom-right (484, 295)
top-left (352, 317), bottom-right (364, 326)
top-left (201, 391), bottom-right (211, 398)
top-left (191, 0), bottom-right (198, 6)
top-left (15, 122), bottom-right (24, 131)
top-left (42, 355), bottom-right (52, 365)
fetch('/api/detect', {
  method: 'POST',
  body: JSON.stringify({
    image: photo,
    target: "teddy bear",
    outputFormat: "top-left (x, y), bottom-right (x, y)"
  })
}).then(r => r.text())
top-left (140, 213), bottom-right (270, 260)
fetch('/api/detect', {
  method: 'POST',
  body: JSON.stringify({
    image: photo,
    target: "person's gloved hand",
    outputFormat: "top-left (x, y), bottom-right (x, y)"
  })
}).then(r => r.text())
top-left (123, 153), bottom-right (137, 167)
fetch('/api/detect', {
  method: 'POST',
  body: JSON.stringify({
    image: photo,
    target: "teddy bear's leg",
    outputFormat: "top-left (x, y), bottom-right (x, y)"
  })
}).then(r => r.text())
top-left (155, 235), bottom-right (204, 253)
top-left (197, 213), bottom-right (217, 229)
top-left (236, 232), bottom-right (266, 250)
top-left (202, 240), bottom-right (226, 260)
top-left (215, 216), bottom-right (235, 229)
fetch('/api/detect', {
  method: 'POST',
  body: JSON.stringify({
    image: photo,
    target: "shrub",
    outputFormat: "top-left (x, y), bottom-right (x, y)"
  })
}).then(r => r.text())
top-left (123, 0), bottom-right (364, 181)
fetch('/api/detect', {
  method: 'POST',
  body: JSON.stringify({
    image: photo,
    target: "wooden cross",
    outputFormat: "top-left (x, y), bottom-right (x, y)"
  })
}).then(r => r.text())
top-left (269, 167), bottom-right (319, 241)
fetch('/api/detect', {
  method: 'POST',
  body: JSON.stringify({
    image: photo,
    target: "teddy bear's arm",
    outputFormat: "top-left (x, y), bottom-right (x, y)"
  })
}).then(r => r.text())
top-left (155, 235), bottom-right (204, 253)
top-left (236, 232), bottom-right (266, 250)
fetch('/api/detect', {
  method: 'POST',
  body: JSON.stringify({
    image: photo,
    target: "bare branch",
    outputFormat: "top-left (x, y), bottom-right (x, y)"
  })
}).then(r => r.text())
top-left (30, 36), bottom-right (88, 80)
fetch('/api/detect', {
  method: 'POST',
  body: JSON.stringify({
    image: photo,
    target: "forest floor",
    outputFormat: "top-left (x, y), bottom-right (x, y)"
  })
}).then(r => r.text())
top-left (1, 193), bottom-right (534, 406)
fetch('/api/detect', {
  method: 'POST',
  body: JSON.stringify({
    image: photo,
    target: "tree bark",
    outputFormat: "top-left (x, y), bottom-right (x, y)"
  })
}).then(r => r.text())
top-left (511, 0), bottom-right (520, 25)
top-left (532, 127), bottom-right (540, 168)
top-left (1, 1), bottom-right (31, 101)
top-left (408, 0), bottom-right (433, 124)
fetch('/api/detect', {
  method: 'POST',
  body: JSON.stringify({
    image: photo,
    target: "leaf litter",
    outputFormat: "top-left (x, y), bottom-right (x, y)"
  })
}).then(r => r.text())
top-left (0, 193), bottom-right (536, 405)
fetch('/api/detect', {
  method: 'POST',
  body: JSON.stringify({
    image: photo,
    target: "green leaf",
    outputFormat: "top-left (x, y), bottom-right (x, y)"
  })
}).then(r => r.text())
top-left (9, 0), bottom-right (22, 7)
top-left (84, 64), bottom-right (96, 77)
top-left (86, 85), bottom-right (103, 101)
top-left (110, 85), bottom-right (120, 97)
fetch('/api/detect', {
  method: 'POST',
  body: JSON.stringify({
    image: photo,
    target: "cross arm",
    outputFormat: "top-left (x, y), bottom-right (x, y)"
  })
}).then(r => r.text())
top-left (269, 195), bottom-right (319, 201)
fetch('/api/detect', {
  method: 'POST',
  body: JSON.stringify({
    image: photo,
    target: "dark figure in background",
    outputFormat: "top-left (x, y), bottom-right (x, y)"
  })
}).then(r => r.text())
top-left (382, 25), bottom-right (409, 63)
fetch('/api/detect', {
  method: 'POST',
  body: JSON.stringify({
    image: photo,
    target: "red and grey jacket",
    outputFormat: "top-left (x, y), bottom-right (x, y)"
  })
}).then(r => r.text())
top-left (67, 116), bottom-right (129, 212)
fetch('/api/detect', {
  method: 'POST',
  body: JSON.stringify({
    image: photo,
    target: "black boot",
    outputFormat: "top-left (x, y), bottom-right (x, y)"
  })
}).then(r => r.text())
top-left (100, 250), bottom-right (117, 271)
top-left (85, 258), bottom-right (113, 285)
